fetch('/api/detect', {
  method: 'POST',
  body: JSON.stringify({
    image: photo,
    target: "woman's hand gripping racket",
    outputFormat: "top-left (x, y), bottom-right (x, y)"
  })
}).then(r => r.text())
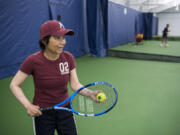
top-left (40, 82), bottom-right (118, 117)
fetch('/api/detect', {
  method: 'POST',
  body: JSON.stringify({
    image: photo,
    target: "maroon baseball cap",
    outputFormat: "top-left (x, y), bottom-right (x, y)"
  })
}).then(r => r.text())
top-left (40, 20), bottom-right (74, 39)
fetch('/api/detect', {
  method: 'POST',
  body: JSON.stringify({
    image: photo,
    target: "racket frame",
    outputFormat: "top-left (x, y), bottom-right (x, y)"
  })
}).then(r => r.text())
top-left (41, 82), bottom-right (118, 117)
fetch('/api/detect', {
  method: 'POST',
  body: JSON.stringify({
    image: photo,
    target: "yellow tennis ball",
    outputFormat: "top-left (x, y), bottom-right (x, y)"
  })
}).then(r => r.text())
top-left (97, 92), bottom-right (106, 102)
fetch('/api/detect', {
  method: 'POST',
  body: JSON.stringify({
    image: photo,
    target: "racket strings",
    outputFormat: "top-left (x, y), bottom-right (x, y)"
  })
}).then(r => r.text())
top-left (72, 83), bottom-right (117, 115)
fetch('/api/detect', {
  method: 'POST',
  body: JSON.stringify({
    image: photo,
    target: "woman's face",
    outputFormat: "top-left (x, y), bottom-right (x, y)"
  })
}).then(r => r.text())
top-left (45, 36), bottom-right (66, 54)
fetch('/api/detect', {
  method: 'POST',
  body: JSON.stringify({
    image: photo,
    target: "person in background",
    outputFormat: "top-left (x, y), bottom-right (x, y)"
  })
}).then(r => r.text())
top-left (10, 20), bottom-right (99, 135)
top-left (160, 24), bottom-right (170, 47)
top-left (57, 15), bottom-right (64, 28)
top-left (135, 33), bottom-right (143, 45)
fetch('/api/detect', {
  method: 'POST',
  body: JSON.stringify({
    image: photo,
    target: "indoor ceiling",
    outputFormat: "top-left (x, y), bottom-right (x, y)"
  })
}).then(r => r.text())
top-left (109, 0), bottom-right (180, 13)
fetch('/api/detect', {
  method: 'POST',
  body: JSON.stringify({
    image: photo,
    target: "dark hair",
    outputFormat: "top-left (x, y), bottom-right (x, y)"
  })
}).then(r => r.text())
top-left (39, 35), bottom-right (51, 50)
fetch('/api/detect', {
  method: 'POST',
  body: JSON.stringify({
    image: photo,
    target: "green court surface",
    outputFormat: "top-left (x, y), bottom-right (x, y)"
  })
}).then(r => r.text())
top-left (110, 40), bottom-right (180, 57)
top-left (1, 56), bottom-right (180, 135)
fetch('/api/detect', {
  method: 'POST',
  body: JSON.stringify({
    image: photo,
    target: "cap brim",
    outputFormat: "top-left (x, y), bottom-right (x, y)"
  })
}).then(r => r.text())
top-left (65, 29), bottom-right (74, 35)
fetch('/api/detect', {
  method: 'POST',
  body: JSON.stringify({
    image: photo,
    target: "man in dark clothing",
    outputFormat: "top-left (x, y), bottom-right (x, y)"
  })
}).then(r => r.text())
top-left (160, 24), bottom-right (170, 47)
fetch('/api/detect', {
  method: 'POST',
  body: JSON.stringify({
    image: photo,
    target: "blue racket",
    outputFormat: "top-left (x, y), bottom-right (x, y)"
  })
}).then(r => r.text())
top-left (40, 82), bottom-right (118, 117)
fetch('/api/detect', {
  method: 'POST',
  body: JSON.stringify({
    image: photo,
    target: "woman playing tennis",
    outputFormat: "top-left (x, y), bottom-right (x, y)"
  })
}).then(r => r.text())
top-left (10, 20), bottom-right (99, 135)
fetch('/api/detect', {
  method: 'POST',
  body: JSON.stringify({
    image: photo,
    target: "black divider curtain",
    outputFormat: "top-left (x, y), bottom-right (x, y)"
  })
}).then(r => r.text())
top-left (86, 0), bottom-right (108, 57)
top-left (143, 13), bottom-right (153, 39)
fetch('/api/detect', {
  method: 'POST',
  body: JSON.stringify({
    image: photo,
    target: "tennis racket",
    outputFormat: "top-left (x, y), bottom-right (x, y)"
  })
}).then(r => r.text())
top-left (40, 82), bottom-right (118, 117)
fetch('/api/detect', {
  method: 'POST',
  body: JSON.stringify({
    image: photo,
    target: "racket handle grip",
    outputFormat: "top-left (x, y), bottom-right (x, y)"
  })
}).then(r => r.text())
top-left (40, 107), bottom-right (54, 111)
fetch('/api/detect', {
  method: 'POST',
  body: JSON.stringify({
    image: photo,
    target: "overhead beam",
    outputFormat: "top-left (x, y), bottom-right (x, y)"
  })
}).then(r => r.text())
top-left (150, 0), bottom-right (180, 12)
top-left (109, 0), bottom-right (180, 13)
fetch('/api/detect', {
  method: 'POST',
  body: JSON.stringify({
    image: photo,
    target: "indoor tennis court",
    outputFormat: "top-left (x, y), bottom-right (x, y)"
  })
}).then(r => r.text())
top-left (109, 40), bottom-right (180, 57)
top-left (1, 56), bottom-right (180, 135)
top-left (1, 0), bottom-right (180, 135)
